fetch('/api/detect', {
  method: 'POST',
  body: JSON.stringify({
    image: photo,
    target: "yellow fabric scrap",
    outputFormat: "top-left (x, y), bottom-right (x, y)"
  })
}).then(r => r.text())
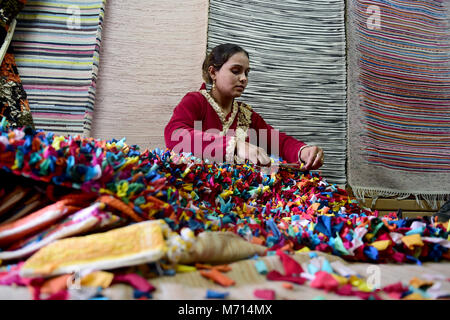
top-left (116, 181), bottom-right (129, 197)
top-left (331, 274), bottom-right (348, 286)
top-left (370, 240), bottom-right (391, 251)
top-left (401, 234), bottom-right (424, 250)
top-left (81, 271), bottom-right (114, 288)
top-left (118, 156), bottom-right (139, 171)
top-left (220, 190), bottom-right (234, 199)
top-left (176, 264), bottom-right (197, 273)
top-left (402, 292), bottom-right (428, 300)
top-left (356, 281), bottom-right (373, 292)
top-left (409, 277), bottom-right (433, 289)
top-left (51, 136), bottom-right (66, 150)
top-left (349, 275), bottom-right (363, 287)
top-left (308, 203), bottom-right (321, 212)
top-left (99, 188), bottom-right (114, 195)
top-left (365, 233), bottom-right (375, 242)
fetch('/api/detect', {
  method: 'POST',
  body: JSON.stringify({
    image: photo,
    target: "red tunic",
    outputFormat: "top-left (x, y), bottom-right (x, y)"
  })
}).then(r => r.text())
top-left (164, 84), bottom-right (306, 163)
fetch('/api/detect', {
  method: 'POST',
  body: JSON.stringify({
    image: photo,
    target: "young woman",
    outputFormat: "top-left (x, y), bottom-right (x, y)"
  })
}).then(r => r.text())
top-left (164, 43), bottom-right (324, 170)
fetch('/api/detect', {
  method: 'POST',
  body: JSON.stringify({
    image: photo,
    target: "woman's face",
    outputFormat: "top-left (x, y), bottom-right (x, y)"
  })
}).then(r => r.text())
top-left (210, 51), bottom-right (250, 99)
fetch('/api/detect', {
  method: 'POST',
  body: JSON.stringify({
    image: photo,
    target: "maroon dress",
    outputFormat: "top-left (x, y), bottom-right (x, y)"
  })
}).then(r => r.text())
top-left (164, 83), bottom-right (306, 164)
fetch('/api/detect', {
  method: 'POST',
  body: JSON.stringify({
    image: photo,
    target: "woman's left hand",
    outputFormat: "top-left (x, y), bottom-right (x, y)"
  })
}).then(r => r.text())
top-left (299, 145), bottom-right (324, 170)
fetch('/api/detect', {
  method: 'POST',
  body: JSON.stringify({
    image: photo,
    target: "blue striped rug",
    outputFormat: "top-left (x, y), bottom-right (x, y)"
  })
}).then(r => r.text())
top-left (11, 0), bottom-right (106, 136)
top-left (207, 0), bottom-right (347, 184)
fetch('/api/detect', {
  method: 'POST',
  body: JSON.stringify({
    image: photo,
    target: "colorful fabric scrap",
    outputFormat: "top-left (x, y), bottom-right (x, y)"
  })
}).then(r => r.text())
top-left (0, 123), bottom-right (447, 267)
top-left (0, 123), bottom-right (449, 300)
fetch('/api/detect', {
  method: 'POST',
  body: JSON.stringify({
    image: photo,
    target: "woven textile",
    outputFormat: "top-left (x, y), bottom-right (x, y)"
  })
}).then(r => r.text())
top-left (91, 0), bottom-right (208, 150)
top-left (347, 0), bottom-right (450, 205)
top-left (10, 0), bottom-right (106, 136)
top-left (207, 0), bottom-right (347, 184)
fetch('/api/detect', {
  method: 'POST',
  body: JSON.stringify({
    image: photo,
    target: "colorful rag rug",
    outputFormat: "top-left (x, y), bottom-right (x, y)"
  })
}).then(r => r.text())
top-left (0, 120), bottom-right (448, 268)
top-left (207, 0), bottom-right (348, 185)
top-left (10, 0), bottom-right (106, 136)
top-left (347, 0), bottom-right (450, 206)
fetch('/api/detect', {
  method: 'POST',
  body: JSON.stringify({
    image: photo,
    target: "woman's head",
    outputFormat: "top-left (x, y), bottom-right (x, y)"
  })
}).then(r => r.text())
top-left (202, 43), bottom-right (250, 98)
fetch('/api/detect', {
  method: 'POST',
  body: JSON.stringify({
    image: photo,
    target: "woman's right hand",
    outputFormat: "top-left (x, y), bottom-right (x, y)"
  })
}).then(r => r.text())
top-left (236, 140), bottom-right (271, 166)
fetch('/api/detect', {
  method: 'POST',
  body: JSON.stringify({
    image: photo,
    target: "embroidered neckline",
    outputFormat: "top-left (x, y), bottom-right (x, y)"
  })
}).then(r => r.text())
top-left (200, 90), bottom-right (239, 136)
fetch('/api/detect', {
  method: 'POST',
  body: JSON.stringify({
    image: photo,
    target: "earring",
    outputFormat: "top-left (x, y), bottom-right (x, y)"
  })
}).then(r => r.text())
top-left (212, 80), bottom-right (216, 90)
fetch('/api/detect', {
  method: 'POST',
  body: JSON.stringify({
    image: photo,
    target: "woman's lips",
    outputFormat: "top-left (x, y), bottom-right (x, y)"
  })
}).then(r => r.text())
top-left (236, 86), bottom-right (245, 90)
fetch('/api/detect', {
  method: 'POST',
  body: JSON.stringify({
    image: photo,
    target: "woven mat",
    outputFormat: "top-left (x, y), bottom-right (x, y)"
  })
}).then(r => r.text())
top-left (347, 0), bottom-right (450, 206)
top-left (11, 0), bottom-right (106, 136)
top-left (207, 0), bottom-right (347, 184)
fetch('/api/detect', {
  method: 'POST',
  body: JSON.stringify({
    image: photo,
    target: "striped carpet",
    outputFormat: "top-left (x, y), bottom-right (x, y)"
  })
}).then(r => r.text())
top-left (10, 0), bottom-right (106, 136)
top-left (207, 0), bottom-right (348, 185)
top-left (347, 0), bottom-right (450, 205)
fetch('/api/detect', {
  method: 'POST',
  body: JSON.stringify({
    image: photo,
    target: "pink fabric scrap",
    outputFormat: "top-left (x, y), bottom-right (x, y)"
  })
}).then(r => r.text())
top-left (267, 270), bottom-right (307, 285)
top-left (112, 273), bottom-right (155, 292)
top-left (276, 249), bottom-right (304, 276)
top-left (310, 271), bottom-right (339, 292)
top-left (254, 289), bottom-right (275, 300)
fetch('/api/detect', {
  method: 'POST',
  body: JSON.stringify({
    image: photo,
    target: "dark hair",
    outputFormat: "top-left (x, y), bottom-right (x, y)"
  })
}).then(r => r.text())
top-left (202, 43), bottom-right (249, 84)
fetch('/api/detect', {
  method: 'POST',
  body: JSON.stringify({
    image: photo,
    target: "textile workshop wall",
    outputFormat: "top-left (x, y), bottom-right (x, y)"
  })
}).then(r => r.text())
top-left (207, 0), bottom-right (348, 185)
top-left (91, 0), bottom-right (208, 150)
top-left (10, 0), bottom-right (106, 136)
top-left (347, 0), bottom-right (450, 206)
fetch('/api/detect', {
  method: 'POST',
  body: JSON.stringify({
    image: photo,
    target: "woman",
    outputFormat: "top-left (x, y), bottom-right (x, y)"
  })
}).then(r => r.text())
top-left (164, 43), bottom-right (324, 170)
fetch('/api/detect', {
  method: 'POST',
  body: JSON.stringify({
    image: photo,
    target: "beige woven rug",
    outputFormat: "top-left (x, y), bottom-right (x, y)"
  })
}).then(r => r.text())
top-left (91, 0), bottom-right (208, 150)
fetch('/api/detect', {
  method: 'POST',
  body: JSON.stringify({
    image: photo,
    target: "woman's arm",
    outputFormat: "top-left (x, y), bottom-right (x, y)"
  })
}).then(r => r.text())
top-left (250, 110), bottom-right (306, 164)
top-left (250, 110), bottom-right (324, 169)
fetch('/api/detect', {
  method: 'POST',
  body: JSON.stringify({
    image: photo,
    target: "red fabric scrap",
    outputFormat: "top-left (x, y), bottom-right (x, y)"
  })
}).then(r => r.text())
top-left (335, 284), bottom-right (354, 296)
top-left (276, 249), bottom-right (303, 276)
top-left (310, 271), bottom-right (339, 292)
top-left (353, 290), bottom-right (382, 300)
top-left (382, 281), bottom-right (408, 294)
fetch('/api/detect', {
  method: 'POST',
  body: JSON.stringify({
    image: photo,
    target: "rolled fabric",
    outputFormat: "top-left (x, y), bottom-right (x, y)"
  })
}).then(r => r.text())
top-left (20, 220), bottom-right (167, 278)
top-left (0, 199), bottom-right (81, 246)
top-left (0, 203), bottom-right (116, 260)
